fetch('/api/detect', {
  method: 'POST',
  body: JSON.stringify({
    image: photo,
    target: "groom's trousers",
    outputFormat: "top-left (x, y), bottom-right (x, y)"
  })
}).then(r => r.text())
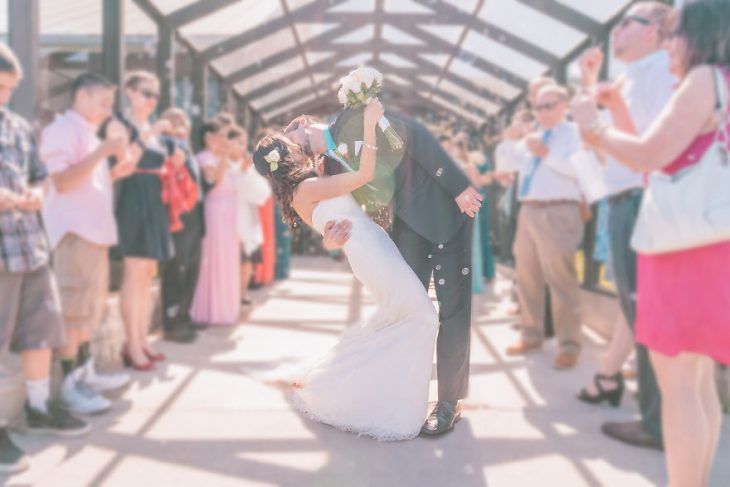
top-left (391, 217), bottom-right (473, 402)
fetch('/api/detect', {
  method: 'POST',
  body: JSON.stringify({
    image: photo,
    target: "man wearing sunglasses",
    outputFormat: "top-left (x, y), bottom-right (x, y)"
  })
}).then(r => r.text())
top-left (497, 84), bottom-right (586, 371)
top-left (578, 1), bottom-right (674, 452)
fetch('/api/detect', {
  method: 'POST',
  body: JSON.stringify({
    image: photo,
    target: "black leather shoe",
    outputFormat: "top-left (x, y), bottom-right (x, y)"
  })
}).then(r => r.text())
top-left (188, 321), bottom-right (209, 331)
top-left (420, 401), bottom-right (461, 437)
top-left (602, 421), bottom-right (663, 451)
top-left (163, 327), bottom-right (198, 343)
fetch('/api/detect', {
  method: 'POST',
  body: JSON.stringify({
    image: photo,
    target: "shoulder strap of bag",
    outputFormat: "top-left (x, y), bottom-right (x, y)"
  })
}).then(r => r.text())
top-left (711, 67), bottom-right (730, 149)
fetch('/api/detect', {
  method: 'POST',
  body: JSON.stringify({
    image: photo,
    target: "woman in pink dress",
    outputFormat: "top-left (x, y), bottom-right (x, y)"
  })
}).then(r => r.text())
top-left (190, 123), bottom-right (241, 325)
top-left (572, 3), bottom-right (730, 485)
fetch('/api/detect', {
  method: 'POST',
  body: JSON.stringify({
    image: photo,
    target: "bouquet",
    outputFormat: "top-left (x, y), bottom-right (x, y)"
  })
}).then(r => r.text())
top-left (337, 67), bottom-right (404, 151)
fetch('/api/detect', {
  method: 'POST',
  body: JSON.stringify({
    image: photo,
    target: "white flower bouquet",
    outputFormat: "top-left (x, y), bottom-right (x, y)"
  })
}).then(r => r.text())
top-left (337, 66), bottom-right (404, 151)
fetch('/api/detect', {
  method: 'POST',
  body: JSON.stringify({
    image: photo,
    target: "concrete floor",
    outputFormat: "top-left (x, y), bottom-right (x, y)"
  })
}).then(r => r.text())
top-left (2, 256), bottom-right (729, 487)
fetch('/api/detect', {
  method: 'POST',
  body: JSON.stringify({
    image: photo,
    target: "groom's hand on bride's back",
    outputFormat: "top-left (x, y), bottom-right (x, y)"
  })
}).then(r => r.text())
top-left (455, 187), bottom-right (483, 219)
top-left (322, 220), bottom-right (352, 250)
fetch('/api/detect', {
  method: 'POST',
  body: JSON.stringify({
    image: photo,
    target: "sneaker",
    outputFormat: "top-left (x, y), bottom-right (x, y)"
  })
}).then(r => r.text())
top-left (0, 428), bottom-right (28, 474)
top-left (61, 374), bottom-right (111, 416)
top-left (25, 400), bottom-right (91, 438)
top-left (83, 360), bottom-right (130, 393)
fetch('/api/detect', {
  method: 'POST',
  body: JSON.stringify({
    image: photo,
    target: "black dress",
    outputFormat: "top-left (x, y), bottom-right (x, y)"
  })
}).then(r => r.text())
top-left (115, 141), bottom-right (174, 261)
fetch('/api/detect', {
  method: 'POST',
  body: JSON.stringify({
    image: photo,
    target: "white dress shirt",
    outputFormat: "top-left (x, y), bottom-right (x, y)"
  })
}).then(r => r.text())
top-left (496, 121), bottom-right (584, 202)
top-left (603, 50), bottom-right (676, 196)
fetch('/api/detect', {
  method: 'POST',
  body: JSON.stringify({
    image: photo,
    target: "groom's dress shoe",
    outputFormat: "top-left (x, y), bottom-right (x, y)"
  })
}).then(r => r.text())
top-left (420, 401), bottom-right (461, 437)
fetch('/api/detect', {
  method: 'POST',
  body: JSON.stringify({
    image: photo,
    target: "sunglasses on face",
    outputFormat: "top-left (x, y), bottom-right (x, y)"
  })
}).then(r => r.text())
top-left (618, 14), bottom-right (652, 30)
top-left (533, 99), bottom-right (565, 112)
top-left (137, 88), bottom-right (160, 101)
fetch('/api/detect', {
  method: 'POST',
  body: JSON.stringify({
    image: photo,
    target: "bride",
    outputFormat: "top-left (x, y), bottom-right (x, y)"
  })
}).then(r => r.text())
top-left (251, 100), bottom-right (439, 441)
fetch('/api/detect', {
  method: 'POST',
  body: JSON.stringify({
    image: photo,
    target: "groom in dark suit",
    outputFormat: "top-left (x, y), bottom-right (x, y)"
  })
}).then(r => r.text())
top-left (284, 109), bottom-right (482, 436)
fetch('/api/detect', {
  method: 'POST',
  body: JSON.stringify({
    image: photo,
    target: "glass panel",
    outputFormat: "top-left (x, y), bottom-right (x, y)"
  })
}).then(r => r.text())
top-left (306, 51), bottom-right (336, 66)
top-left (151, 0), bottom-right (200, 16)
top-left (449, 58), bottom-right (522, 100)
top-left (385, 74), bottom-right (411, 86)
top-left (418, 24), bottom-right (463, 44)
top-left (234, 57), bottom-right (305, 96)
top-left (179, 0), bottom-right (283, 50)
top-left (380, 53), bottom-right (418, 69)
top-left (478, 0), bottom-right (585, 58)
top-left (295, 22), bottom-right (340, 43)
top-left (336, 53), bottom-right (372, 67)
top-left (266, 92), bottom-right (317, 119)
top-left (556, 0), bottom-right (632, 22)
top-left (381, 25), bottom-right (425, 46)
top-left (418, 53), bottom-right (450, 69)
top-left (383, 0), bottom-right (434, 14)
top-left (329, 0), bottom-right (376, 13)
top-left (462, 30), bottom-right (547, 80)
top-left (211, 29), bottom-right (297, 77)
top-left (332, 24), bottom-right (375, 44)
top-left (249, 77), bottom-right (313, 111)
top-left (442, 0), bottom-right (480, 14)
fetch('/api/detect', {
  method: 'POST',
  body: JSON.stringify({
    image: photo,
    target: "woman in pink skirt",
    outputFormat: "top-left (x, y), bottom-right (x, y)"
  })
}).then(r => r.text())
top-left (190, 123), bottom-right (241, 325)
top-left (572, 3), bottom-right (730, 485)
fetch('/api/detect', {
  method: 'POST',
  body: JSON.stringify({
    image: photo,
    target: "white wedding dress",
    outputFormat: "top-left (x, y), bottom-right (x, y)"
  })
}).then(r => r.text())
top-left (280, 194), bottom-right (439, 441)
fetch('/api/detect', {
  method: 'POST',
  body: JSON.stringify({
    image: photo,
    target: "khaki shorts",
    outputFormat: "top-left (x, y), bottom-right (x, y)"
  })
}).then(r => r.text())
top-left (0, 266), bottom-right (66, 353)
top-left (53, 234), bottom-right (110, 330)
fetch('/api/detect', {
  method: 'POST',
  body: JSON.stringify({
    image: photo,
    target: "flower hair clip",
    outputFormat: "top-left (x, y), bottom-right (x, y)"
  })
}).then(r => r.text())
top-left (264, 149), bottom-right (281, 172)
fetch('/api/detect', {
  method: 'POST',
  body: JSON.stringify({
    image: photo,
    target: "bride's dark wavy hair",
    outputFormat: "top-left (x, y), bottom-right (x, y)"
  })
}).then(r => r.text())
top-left (253, 134), bottom-right (318, 226)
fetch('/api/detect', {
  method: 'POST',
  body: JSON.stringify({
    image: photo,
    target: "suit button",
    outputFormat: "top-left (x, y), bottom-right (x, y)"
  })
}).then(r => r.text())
top-left (438, 244), bottom-right (444, 250)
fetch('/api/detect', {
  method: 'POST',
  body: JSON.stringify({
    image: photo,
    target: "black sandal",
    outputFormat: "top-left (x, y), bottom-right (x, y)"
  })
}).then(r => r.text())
top-left (577, 372), bottom-right (624, 407)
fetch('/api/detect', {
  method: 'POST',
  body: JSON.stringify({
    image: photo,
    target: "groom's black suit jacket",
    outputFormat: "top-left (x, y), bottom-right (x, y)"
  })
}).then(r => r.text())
top-left (330, 108), bottom-right (471, 244)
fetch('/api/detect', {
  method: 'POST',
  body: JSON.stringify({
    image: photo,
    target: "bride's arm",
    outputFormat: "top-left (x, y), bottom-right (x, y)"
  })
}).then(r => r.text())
top-left (295, 100), bottom-right (384, 204)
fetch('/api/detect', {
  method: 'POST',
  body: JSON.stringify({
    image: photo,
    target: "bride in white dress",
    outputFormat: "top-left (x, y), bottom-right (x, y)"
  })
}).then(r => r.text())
top-left (251, 100), bottom-right (439, 441)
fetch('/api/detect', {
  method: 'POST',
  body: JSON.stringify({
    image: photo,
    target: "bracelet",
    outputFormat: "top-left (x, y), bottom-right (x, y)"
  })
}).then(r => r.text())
top-left (586, 119), bottom-right (609, 143)
top-left (362, 142), bottom-right (378, 151)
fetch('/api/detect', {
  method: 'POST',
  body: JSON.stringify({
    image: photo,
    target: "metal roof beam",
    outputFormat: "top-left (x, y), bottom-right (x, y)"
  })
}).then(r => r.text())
top-left (514, 0), bottom-right (603, 35)
top-left (167, 0), bottom-right (240, 28)
top-left (198, 0), bottom-right (350, 63)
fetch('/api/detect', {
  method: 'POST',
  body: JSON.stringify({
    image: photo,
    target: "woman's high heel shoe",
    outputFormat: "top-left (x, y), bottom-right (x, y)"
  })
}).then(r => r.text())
top-left (577, 372), bottom-right (624, 407)
top-left (121, 347), bottom-right (156, 371)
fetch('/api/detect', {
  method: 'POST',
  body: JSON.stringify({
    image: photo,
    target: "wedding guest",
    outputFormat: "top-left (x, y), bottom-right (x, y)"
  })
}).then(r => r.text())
top-left (190, 125), bottom-right (240, 325)
top-left (115, 71), bottom-right (177, 369)
top-left (158, 107), bottom-right (208, 341)
top-left (451, 132), bottom-right (485, 294)
top-left (572, 2), bottom-right (730, 484)
top-left (254, 193), bottom-right (277, 286)
top-left (41, 73), bottom-right (135, 415)
top-left (231, 129), bottom-right (271, 304)
top-left (477, 128), bottom-right (497, 281)
top-left (0, 43), bottom-right (89, 475)
top-left (576, 0), bottom-right (675, 452)
top-left (498, 84), bottom-right (585, 369)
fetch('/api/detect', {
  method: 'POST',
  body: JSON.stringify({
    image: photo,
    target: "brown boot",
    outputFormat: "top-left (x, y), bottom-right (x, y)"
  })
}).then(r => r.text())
top-left (553, 350), bottom-right (579, 370)
top-left (506, 340), bottom-right (541, 356)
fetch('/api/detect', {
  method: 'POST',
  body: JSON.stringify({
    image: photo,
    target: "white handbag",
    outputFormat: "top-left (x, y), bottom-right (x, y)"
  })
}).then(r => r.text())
top-left (630, 67), bottom-right (730, 255)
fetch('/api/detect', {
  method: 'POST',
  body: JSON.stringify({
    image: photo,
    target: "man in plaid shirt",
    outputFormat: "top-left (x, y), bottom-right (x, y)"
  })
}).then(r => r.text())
top-left (0, 43), bottom-right (89, 475)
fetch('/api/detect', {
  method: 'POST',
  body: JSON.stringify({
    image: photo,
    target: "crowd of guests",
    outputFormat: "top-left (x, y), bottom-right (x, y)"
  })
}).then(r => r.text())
top-left (0, 46), bottom-right (288, 473)
top-left (493, 1), bottom-right (729, 485)
top-left (1, 0), bottom-right (729, 484)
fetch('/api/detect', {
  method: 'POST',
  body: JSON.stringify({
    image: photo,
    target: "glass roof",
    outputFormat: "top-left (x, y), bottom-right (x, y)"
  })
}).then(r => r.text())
top-left (0, 0), bottom-right (634, 124)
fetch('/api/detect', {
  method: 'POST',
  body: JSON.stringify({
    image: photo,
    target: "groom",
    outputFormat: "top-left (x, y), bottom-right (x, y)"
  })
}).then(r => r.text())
top-left (284, 109), bottom-right (482, 436)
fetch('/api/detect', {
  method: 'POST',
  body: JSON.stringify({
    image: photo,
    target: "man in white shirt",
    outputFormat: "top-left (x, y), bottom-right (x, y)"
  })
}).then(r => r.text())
top-left (41, 73), bottom-right (137, 415)
top-left (579, 1), bottom-right (674, 451)
top-left (497, 84), bottom-right (585, 370)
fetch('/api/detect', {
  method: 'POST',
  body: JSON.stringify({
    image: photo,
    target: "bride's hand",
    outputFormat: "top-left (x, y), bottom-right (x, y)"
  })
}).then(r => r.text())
top-left (364, 99), bottom-right (384, 130)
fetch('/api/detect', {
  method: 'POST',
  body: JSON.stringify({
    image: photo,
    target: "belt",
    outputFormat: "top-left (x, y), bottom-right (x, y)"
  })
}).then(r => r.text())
top-left (608, 188), bottom-right (643, 206)
top-left (521, 199), bottom-right (580, 208)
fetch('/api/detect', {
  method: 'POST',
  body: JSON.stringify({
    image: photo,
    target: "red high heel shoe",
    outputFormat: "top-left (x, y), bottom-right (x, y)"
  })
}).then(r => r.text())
top-left (143, 349), bottom-right (166, 362)
top-left (121, 346), bottom-right (156, 371)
